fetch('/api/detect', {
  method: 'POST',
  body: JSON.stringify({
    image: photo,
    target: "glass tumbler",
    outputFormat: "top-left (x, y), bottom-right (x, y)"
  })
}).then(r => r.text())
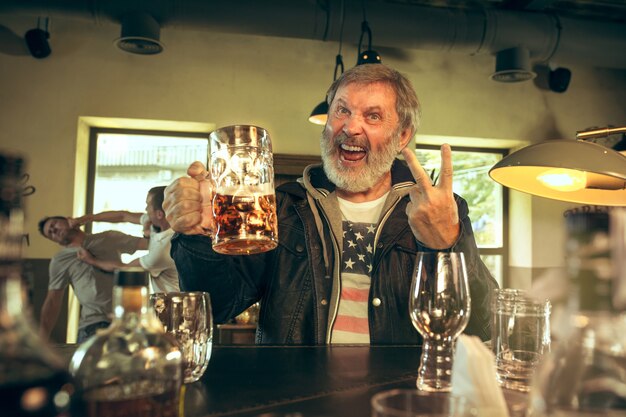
top-left (208, 124), bottom-right (278, 255)
top-left (491, 288), bottom-right (551, 392)
top-left (371, 389), bottom-right (477, 417)
top-left (151, 291), bottom-right (213, 384)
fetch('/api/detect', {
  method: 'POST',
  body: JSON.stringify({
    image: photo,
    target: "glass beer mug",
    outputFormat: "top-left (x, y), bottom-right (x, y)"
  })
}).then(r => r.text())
top-left (208, 125), bottom-right (278, 255)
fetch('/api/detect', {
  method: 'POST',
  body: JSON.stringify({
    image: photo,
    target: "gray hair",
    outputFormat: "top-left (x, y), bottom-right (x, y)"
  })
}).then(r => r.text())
top-left (325, 64), bottom-right (421, 137)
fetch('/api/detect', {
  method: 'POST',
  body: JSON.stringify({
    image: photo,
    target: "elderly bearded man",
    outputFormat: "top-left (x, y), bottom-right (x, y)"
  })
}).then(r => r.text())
top-left (163, 64), bottom-right (498, 345)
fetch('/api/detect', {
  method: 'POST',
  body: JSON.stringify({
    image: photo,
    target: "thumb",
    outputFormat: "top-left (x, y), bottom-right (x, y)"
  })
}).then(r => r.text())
top-left (187, 161), bottom-right (208, 180)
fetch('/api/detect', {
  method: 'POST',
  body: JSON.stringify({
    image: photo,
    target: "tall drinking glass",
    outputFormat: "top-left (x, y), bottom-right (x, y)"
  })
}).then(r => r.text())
top-left (409, 252), bottom-right (471, 392)
top-left (208, 125), bottom-right (278, 255)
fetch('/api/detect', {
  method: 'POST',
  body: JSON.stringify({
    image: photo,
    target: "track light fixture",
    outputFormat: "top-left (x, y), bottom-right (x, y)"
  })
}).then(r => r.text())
top-left (25, 17), bottom-right (51, 59)
top-left (548, 67), bottom-right (572, 93)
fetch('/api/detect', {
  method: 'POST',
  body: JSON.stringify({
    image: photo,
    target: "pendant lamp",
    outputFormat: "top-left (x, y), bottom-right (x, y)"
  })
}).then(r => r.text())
top-left (489, 126), bottom-right (626, 206)
top-left (356, 20), bottom-right (381, 65)
top-left (308, 0), bottom-right (346, 126)
top-left (308, 54), bottom-right (344, 125)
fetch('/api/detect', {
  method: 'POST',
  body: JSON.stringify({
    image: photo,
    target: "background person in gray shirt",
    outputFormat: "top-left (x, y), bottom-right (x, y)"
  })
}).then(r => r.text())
top-left (38, 216), bottom-right (147, 342)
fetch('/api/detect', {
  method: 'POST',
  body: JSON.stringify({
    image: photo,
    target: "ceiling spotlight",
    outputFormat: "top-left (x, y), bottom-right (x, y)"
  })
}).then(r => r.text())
top-left (25, 17), bottom-right (51, 59)
top-left (115, 12), bottom-right (163, 55)
top-left (549, 67), bottom-right (572, 93)
top-left (490, 46), bottom-right (536, 83)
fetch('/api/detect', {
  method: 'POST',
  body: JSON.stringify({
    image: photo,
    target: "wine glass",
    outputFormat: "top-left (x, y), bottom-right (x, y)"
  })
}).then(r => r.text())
top-left (409, 251), bottom-right (471, 392)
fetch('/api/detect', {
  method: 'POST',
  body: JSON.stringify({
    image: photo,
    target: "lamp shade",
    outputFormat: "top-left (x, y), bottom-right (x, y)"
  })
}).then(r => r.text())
top-left (308, 100), bottom-right (328, 125)
top-left (489, 140), bottom-right (626, 206)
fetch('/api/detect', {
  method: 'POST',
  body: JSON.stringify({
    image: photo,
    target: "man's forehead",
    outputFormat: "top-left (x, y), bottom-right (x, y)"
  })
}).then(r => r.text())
top-left (334, 82), bottom-right (396, 103)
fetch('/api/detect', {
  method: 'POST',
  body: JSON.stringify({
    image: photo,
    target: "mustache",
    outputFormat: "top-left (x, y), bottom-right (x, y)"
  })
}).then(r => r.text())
top-left (332, 132), bottom-right (370, 151)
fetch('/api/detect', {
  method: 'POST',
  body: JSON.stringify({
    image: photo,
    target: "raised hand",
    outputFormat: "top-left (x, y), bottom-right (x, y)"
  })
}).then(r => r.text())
top-left (163, 161), bottom-right (214, 235)
top-left (401, 144), bottom-right (460, 250)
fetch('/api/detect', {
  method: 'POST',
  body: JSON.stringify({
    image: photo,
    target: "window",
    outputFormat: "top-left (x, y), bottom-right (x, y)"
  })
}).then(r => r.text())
top-left (414, 145), bottom-right (508, 287)
top-left (87, 128), bottom-right (209, 259)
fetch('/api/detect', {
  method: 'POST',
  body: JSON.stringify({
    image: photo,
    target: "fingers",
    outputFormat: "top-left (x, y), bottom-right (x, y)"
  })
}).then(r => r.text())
top-left (164, 181), bottom-right (202, 227)
top-left (163, 173), bottom-right (208, 235)
top-left (401, 147), bottom-right (431, 190)
top-left (187, 161), bottom-right (208, 179)
top-left (169, 210), bottom-right (206, 235)
top-left (438, 144), bottom-right (454, 191)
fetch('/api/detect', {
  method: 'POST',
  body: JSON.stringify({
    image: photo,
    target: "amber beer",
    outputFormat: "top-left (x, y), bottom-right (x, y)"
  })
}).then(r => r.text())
top-left (208, 125), bottom-right (277, 255)
top-left (212, 192), bottom-right (278, 254)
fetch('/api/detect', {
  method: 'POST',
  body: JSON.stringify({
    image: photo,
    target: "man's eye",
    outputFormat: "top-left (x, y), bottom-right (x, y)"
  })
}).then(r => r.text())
top-left (368, 113), bottom-right (381, 121)
top-left (337, 106), bottom-right (349, 115)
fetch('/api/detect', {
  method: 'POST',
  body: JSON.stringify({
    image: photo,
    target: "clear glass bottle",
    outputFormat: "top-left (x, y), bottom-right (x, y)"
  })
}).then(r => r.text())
top-left (0, 152), bottom-right (74, 416)
top-left (69, 268), bottom-right (183, 417)
top-left (529, 210), bottom-right (626, 416)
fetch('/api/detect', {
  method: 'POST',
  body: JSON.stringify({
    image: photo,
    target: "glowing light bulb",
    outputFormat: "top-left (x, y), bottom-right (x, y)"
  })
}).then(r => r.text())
top-left (537, 169), bottom-right (587, 191)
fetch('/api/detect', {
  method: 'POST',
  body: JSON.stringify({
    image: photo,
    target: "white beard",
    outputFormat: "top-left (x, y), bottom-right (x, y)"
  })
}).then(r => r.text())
top-left (320, 129), bottom-right (401, 193)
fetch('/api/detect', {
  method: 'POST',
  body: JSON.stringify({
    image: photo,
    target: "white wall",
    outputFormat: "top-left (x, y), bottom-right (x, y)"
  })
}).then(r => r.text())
top-left (1, 14), bottom-right (625, 266)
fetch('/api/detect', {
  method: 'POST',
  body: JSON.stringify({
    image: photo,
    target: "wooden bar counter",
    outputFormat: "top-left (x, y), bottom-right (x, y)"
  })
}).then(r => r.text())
top-left (55, 344), bottom-right (421, 416)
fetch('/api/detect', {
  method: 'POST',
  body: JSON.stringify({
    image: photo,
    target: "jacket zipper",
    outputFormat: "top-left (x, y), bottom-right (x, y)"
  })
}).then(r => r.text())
top-left (314, 199), bottom-right (342, 345)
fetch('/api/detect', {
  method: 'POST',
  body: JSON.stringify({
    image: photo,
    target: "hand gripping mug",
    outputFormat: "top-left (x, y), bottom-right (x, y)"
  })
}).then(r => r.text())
top-left (207, 125), bottom-right (278, 255)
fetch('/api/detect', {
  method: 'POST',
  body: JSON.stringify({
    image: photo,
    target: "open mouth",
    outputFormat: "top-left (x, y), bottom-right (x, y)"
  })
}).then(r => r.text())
top-left (339, 143), bottom-right (367, 163)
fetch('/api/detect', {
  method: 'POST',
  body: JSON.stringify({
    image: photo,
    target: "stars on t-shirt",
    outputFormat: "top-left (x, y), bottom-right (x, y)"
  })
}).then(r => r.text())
top-left (342, 221), bottom-right (376, 275)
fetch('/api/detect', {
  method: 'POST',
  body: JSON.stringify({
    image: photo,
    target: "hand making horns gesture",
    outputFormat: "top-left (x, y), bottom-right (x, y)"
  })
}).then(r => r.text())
top-left (401, 144), bottom-right (460, 250)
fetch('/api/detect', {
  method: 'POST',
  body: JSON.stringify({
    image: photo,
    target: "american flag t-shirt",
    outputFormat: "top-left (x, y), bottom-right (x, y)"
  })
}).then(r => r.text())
top-left (331, 192), bottom-right (387, 344)
top-left (331, 220), bottom-right (376, 343)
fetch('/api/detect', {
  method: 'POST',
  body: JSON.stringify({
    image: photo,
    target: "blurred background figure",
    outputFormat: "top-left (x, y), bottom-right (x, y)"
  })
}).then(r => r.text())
top-left (74, 186), bottom-right (180, 293)
top-left (38, 215), bottom-right (146, 342)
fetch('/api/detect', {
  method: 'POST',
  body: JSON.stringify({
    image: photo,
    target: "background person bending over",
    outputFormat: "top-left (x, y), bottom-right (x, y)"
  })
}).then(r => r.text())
top-left (38, 216), bottom-right (146, 342)
top-left (74, 186), bottom-right (180, 293)
top-left (163, 63), bottom-right (499, 345)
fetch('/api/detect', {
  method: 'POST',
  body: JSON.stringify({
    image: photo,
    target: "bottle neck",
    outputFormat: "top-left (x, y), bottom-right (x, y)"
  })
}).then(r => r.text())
top-left (112, 285), bottom-right (151, 320)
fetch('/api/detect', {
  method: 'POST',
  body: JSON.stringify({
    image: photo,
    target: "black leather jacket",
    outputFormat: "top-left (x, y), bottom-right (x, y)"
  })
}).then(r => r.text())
top-left (171, 159), bottom-right (499, 345)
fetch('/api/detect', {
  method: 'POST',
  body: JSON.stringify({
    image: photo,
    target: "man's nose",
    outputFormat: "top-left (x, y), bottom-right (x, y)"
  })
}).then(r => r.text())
top-left (342, 114), bottom-right (365, 137)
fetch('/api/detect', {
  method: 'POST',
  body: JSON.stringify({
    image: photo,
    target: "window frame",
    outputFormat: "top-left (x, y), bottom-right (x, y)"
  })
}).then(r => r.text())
top-left (414, 143), bottom-right (509, 286)
top-left (86, 127), bottom-right (210, 234)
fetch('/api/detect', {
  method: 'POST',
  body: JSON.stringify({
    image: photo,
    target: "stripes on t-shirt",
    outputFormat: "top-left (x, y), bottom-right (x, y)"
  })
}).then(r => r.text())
top-left (340, 286), bottom-right (370, 302)
top-left (331, 193), bottom-right (387, 345)
top-left (332, 284), bottom-right (370, 342)
top-left (334, 279), bottom-right (370, 335)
